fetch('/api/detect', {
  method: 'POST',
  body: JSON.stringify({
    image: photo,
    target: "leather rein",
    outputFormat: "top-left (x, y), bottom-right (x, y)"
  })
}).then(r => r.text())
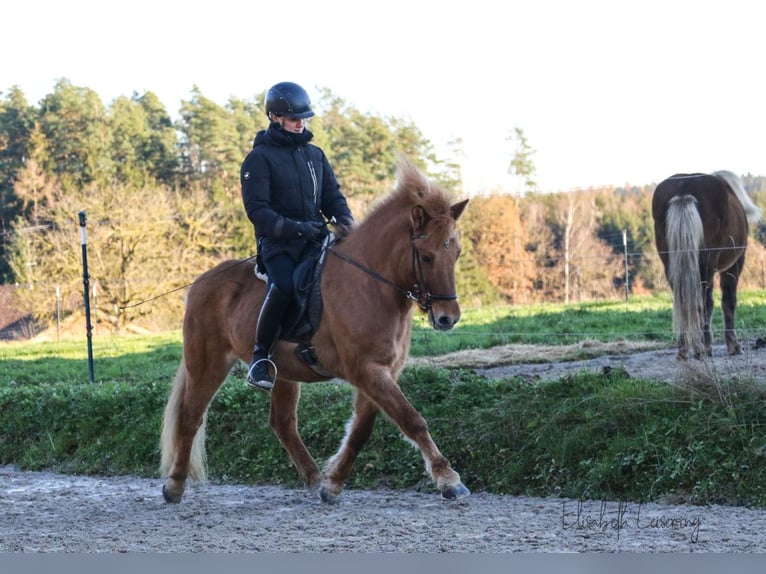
top-left (324, 234), bottom-right (458, 311)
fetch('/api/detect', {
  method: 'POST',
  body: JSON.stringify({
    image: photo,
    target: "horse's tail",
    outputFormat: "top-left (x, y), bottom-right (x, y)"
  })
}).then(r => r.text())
top-left (666, 194), bottom-right (704, 353)
top-left (159, 356), bottom-right (208, 481)
top-left (713, 170), bottom-right (762, 226)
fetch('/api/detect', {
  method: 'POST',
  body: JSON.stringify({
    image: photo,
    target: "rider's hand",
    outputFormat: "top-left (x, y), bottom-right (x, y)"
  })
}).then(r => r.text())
top-left (333, 218), bottom-right (354, 239)
top-left (297, 221), bottom-right (325, 241)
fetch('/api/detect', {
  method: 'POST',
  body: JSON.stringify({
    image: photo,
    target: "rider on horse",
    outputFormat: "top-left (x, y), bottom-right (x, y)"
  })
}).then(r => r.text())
top-left (240, 81), bottom-right (355, 391)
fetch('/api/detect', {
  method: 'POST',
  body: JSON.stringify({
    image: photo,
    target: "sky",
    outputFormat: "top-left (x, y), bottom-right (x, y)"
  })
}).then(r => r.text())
top-left (3, 0), bottom-right (764, 195)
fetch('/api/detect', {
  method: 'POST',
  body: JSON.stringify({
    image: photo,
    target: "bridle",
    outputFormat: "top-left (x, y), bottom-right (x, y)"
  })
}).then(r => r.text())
top-left (324, 234), bottom-right (458, 312)
top-left (408, 234), bottom-right (459, 311)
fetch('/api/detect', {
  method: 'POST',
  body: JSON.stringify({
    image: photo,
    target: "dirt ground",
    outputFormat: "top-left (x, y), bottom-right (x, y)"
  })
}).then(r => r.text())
top-left (3, 341), bottom-right (766, 553)
top-left (410, 338), bottom-right (766, 386)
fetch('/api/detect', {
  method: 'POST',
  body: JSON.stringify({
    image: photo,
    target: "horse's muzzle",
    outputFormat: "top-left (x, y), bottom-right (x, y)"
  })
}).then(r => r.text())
top-left (430, 311), bottom-right (460, 331)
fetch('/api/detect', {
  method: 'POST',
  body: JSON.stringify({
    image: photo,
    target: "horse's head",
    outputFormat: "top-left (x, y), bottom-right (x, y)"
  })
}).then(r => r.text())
top-left (397, 157), bottom-right (469, 331)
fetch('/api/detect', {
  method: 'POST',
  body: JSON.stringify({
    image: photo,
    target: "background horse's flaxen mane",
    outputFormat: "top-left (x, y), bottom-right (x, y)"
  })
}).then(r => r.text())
top-left (712, 170), bottom-right (762, 226)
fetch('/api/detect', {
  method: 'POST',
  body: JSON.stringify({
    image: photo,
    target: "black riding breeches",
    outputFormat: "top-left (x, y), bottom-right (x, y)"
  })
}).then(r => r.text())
top-left (262, 253), bottom-right (295, 296)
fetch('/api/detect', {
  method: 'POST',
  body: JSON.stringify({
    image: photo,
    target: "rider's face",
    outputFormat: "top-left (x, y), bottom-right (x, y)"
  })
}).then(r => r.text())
top-left (275, 115), bottom-right (307, 134)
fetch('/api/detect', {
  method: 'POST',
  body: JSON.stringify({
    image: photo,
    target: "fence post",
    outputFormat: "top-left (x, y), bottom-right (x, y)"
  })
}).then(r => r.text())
top-left (623, 229), bottom-right (629, 302)
top-left (79, 211), bottom-right (95, 384)
top-left (55, 285), bottom-right (61, 341)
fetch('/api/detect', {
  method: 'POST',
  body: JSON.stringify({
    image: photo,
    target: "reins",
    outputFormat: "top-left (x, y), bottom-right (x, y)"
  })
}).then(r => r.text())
top-left (121, 226), bottom-right (459, 313)
top-left (119, 255), bottom-right (258, 310)
top-left (324, 234), bottom-right (457, 312)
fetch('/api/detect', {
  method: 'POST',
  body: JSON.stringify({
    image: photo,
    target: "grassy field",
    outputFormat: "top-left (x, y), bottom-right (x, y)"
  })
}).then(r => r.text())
top-left (4, 290), bottom-right (766, 379)
top-left (2, 291), bottom-right (766, 505)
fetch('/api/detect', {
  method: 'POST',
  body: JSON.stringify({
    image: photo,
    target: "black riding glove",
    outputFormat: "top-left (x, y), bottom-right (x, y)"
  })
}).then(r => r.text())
top-left (332, 217), bottom-right (355, 239)
top-left (297, 221), bottom-right (325, 241)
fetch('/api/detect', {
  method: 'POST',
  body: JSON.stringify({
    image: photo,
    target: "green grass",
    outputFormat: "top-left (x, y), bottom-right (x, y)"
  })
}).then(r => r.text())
top-left (0, 331), bottom-right (182, 386)
top-left (2, 291), bottom-right (766, 506)
top-left (411, 290), bottom-right (766, 355)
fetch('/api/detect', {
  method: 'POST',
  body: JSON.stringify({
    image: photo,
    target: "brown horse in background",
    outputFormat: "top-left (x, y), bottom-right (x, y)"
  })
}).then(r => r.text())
top-left (160, 157), bottom-right (470, 504)
top-left (652, 171), bottom-right (761, 360)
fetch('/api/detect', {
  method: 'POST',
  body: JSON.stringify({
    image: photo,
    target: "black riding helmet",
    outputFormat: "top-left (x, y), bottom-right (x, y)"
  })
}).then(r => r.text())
top-left (265, 82), bottom-right (315, 119)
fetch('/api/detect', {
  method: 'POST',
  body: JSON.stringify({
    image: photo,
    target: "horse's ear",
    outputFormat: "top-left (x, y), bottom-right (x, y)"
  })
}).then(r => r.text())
top-left (411, 205), bottom-right (429, 233)
top-left (451, 199), bottom-right (469, 221)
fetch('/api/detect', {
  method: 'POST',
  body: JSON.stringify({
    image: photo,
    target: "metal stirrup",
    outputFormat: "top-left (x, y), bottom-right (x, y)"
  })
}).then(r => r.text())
top-left (246, 358), bottom-right (277, 391)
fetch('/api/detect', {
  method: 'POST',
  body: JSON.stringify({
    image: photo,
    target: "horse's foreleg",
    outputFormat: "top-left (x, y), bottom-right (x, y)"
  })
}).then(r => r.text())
top-left (720, 265), bottom-right (743, 355)
top-left (356, 367), bottom-right (469, 501)
top-left (269, 379), bottom-right (323, 493)
top-left (320, 390), bottom-right (379, 504)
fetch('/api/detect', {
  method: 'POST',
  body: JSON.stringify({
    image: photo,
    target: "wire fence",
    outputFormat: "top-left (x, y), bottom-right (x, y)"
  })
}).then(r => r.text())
top-left (4, 288), bottom-right (766, 350)
top-left (3, 239), bottom-right (766, 342)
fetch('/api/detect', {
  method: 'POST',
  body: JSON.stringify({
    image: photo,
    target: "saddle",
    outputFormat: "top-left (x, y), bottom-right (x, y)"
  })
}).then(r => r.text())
top-left (255, 235), bottom-right (334, 376)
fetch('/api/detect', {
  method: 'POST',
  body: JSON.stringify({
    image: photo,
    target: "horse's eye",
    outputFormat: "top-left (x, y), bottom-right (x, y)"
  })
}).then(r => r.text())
top-left (421, 254), bottom-right (433, 264)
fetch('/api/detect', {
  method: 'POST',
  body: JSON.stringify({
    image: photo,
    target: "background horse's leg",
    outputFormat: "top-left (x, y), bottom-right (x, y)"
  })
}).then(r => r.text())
top-left (320, 390), bottom-right (379, 504)
top-left (700, 280), bottom-right (715, 358)
top-left (720, 261), bottom-right (744, 355)
top-left (347, 365), bottom-right (469, 501)
top-left (269, 379), bottom-right (323, 493)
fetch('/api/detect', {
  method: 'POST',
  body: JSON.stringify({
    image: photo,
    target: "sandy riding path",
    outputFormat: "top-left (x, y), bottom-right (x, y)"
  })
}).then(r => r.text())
top-left (2, 463), bottom-right (765, 552)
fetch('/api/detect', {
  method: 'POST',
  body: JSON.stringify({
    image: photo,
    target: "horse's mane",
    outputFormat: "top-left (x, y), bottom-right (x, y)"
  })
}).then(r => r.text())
top-left (713, 170), bottom-right (762, 226)
top-left (363, 157), bottom-right (455, 239)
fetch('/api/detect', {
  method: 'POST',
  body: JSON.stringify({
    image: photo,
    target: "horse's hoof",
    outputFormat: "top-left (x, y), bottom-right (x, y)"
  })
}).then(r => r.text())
top-left (162, 484), bottom-right (183, 504)
top-left (441, 482), bottom-right (470, 500)
top-left (305, 472), bottom-right (324, 494)
top-left (318, 486), bottom-right (341, 505)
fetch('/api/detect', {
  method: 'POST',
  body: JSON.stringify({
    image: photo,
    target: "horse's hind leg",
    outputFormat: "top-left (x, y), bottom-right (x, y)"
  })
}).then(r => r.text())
top-left (699, 281), bottom-right (715, 358)
top-left (269, 379), bottom-right (323, 493)
top-left (720, 262), bottom-right (744, 355)
top-left (161, 353), bottom-right (232, 503)
top-left (320, 390), bottom-right (379, 504)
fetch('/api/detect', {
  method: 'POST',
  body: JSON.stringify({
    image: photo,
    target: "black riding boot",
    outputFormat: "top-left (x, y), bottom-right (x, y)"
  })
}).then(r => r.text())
top-left (247, 284), bottom-right (291, 392)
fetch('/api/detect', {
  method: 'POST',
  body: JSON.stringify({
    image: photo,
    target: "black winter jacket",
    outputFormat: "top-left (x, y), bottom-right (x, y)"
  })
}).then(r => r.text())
top-left (240, 124), bottom-right (353, 261)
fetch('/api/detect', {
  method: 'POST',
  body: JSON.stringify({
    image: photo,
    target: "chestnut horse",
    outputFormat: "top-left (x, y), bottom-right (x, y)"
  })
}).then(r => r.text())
top-left (652, 171), bottom-right (761, 360)
top-left (160, 157), bottom-right (470, 504)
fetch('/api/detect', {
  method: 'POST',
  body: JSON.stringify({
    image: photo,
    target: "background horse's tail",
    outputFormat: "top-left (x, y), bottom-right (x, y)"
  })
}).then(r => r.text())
top-left (713, 170), bottom-right (762, 226)
top-left (666, 195), bottom-right (704, 354)
top-left (159, 357), bottom-right (208, 481)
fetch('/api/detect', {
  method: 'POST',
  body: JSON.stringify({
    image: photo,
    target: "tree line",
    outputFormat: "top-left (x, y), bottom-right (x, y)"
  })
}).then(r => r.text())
top-left (2, 79), bottom-right (766, 332)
